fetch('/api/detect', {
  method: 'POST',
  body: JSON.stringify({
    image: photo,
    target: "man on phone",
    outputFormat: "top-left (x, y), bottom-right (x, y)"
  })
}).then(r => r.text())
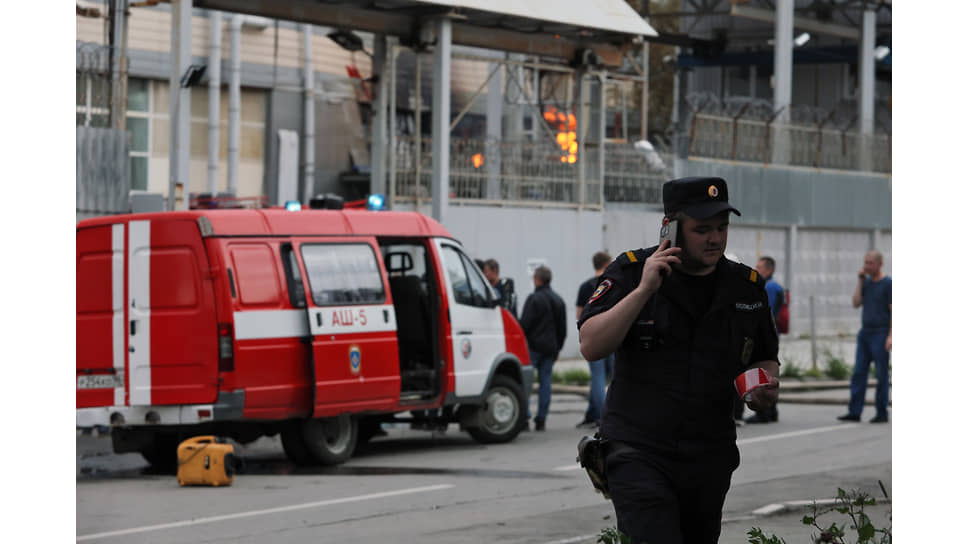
top-left (838, 250), bottom-right (891, 423)
top-left (578, 177), bottom-right (779, 543)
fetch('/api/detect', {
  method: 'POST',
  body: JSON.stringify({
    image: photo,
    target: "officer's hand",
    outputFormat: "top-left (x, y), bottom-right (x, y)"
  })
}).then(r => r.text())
top-left (746, 376), bottom-right (779, 411)
top-left (640, 240), bottom-right (682, 294)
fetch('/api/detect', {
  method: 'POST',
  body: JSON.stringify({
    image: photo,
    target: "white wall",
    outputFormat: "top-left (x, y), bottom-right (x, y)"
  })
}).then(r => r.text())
top-left (397, 202), bottom-right (604, 359)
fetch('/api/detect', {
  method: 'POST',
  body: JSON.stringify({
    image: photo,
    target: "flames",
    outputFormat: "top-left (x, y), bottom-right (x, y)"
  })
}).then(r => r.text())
top-left (544, 107), bottom-right (578, 164)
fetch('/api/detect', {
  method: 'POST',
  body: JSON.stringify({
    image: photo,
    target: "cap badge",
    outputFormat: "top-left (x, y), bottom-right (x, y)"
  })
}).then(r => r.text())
top-left (708, 185), bottom-right (719, 198)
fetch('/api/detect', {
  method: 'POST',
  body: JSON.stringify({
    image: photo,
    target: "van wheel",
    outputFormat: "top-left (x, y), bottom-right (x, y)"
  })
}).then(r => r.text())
top-left (302, 414), bottom-right (358, 465)
top-left (140, 433), bottom-right (179, 472)
top-left (281, 421), bottom-right (315, 466)
top-left (467, 375), bottom-right (525, 444)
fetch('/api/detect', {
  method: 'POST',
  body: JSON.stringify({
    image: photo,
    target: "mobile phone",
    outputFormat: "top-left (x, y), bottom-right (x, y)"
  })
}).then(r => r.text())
top-left (659, 219), bottom-right (678, 248)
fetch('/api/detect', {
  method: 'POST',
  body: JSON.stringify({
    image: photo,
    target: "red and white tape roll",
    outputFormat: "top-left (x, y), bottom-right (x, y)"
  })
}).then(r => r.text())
top-left (735, 368), bottom-right (771, 401)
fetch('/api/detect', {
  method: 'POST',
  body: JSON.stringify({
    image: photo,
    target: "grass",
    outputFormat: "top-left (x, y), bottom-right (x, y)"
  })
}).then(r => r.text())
top-left (825, 357), bottom-right (852, 380)
top-left (552, 368), bottom-right (591, 386)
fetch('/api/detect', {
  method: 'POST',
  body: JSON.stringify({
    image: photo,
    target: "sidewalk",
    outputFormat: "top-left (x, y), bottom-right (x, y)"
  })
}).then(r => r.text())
top-left (548, 336), bottom-right (890, 407)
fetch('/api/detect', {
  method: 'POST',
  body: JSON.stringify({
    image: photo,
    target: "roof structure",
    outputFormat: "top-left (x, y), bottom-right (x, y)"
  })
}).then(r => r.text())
top-left (189, 0), bottom-right (657, 66)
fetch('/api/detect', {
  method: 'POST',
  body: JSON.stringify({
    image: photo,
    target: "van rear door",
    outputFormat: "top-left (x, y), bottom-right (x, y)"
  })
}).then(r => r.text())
top-left (77, 224), bottom-right (126, 408)
top-left (293, 239), bottom-right (401, 417)
top-left (77, 218), bottom-right (219, 409)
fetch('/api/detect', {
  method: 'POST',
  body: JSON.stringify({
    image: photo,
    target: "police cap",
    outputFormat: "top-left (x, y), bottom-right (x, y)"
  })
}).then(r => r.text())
top-left (662, 176), bottom-right (742, 219)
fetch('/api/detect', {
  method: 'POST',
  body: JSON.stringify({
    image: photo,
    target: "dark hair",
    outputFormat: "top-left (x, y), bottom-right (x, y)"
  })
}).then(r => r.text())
top-left (759, 256), bottom-right (776, 272)
top-left (483, 258), bottom-right (499, 273)
top-left (534, 265), bottom-right (552, 285)
top-left (474, 259), bottom-right (486, 270)
top-left (592, 251), bottom-right (612, 271)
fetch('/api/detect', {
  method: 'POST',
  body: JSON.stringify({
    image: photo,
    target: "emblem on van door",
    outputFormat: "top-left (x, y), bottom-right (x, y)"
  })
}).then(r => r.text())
top-left (461, 338), bottom-right (472, 359)
top-left (349, 346), bottom-right (362, 374)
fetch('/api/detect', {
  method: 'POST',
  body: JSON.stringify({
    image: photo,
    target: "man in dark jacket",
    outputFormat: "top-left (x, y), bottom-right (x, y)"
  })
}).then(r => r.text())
top-left (482, 258), bottom-right (518, 318)
top-left (519, 265), bottom-right (567, 431)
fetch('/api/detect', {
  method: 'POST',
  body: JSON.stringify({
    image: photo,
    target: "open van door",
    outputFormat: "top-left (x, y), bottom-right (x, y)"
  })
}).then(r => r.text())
top-left (434, 241), bottom-right (505, 398)
top-left (290, 239), bottom-right (401, 417)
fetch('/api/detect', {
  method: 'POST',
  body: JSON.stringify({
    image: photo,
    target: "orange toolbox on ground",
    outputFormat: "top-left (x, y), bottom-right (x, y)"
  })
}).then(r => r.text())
top-left (176, 436), bottom-right (236, 487)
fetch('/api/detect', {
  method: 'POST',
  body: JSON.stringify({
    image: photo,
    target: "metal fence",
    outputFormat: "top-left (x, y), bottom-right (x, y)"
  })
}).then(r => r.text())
top-left (687, 113), bottom-right (891, 172)
top-left (683, 93), bottom-right (891, 173)
top-left (76, 42), bottom-right (127, 130)
top-left (77, 126), bottom-right (130, 222)
top-left (391, 137), bottom-right (672, 206)
top-left (392, 136), bottom-right (603, 206)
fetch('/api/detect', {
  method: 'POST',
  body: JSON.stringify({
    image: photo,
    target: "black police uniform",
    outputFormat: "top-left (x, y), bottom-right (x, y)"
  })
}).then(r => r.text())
top-left (577, 248), bottom-right (779, 543)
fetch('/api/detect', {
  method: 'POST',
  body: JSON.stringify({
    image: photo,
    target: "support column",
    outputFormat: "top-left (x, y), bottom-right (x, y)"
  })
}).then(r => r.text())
top-left (207, 11), bottom-right (221, 195)
top-left (388, 43), bottom-right (398, 208)
top-left (302, 24), bottom-right (316, 204)
top-left (640, 42), bottom-right (649, 142)
top-left (430, 18), bottom-right (452, 223)
top-left (771, 0), bottom-right (793, 165)
top-left (577, 72), bottom-right (588, 205)
top-left (786, 224), bottom-right (798, 335)
top-left (749, 65), bottom-right (757, 98)
top-left (370, 35), bottom-right (388, 198)
top-left (109, 0), bottom-right (127, 131)
top-left (485, 61), bottom-right (503, 200)
top-left (858, 9), bottom-right (876, 171)
top-left (168, 0), bottom-right (192, 211)
top-left (228, 15), bottom-right (241, 196)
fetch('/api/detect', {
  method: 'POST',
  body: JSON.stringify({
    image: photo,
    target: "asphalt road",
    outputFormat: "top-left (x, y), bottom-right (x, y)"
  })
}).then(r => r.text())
top-left (77, 393), bottom-right (891, 543)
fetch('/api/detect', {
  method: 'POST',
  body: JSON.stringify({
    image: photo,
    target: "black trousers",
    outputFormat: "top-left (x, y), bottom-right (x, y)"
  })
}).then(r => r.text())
top-left (605, 441), bottom-right (739, 544)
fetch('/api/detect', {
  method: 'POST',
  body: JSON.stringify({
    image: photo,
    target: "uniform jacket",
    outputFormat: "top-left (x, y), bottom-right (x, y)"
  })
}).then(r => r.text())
top-left (519, 284), bottom-right (567, 357)
top-left (578, 247), bottom-right (779, 457)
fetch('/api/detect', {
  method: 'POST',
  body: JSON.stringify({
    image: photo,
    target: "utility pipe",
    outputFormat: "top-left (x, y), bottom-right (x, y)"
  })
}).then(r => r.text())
top-left (302, 24), bottom-right (315, 204)
top-left (207, 11), bottom-right (221, 195)
top-left (227, 14), bottom-right (241, 195)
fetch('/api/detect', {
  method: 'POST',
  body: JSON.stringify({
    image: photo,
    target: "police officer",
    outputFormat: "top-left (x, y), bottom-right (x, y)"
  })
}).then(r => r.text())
top-left (578, 177), bottom-right (780, 544)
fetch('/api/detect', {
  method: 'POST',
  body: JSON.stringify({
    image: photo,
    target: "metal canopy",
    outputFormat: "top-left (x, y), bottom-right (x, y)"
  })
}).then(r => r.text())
top-left (189, 0), bottom-right (655, 66)
top-left (411, 0), bottom-right (658, 38)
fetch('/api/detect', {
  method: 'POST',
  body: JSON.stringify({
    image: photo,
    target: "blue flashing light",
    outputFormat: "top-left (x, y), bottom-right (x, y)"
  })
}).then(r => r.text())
top-left (284, 200), bottom-right (302, 211)
top-left (367, 193), bottom-right (386, 211)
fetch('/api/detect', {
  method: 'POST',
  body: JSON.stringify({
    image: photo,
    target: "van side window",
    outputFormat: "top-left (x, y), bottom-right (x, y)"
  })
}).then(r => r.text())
top-left (441, 245), bottom-right (493, 308)
top-left (301, 243), bottom-right (386, 306)
top-left (229, 244), bottom-right (284, 307)
top-left (280, 243), bottom-right (306, 308)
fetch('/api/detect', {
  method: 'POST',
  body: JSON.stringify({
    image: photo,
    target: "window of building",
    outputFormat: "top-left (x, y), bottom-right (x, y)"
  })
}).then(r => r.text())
top-left (126, 78), bottom-right (151, 191)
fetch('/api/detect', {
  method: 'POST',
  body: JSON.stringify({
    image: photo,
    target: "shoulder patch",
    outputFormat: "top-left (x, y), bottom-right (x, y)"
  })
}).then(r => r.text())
top-left (740, 264), bottom-right (765, 287)
top-left (587, 279), bottom-right (613, 304)
top-left (616, 248), bottom-right (652, 267)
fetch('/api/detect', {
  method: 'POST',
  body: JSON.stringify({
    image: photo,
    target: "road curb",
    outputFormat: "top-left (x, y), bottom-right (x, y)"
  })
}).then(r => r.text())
top-left (751, 497), bottom-right (892, 517)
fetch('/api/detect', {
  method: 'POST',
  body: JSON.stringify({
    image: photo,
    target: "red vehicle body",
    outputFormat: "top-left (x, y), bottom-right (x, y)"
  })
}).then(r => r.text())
top-left (76, 208), bottom-right (532, 467)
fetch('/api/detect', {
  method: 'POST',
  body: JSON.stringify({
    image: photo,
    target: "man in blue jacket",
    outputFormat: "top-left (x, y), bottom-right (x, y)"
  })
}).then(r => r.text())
top-left (519, 265), bottom-right (567, 431)
top-left (745, 255), bottom-right (784, 424)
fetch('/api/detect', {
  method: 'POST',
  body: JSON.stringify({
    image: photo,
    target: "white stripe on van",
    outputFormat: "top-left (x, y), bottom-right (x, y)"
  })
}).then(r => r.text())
top-left (128, 221), bottom-right (151, 406)
top-left (112, 224), bottom-right (125, 406)
top-left (233, 309), bottom-right (310, 340)
top-left (233, 304), bottom-right (397, 341)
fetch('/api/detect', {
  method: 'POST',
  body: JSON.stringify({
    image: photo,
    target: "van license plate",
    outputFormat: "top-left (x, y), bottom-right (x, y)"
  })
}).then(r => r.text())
top-left (77, 374), bottom-right (122, 389)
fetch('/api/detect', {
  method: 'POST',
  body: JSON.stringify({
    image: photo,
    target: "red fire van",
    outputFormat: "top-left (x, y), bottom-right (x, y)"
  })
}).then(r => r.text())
top-left (76, 208), bottom-right (532, 468)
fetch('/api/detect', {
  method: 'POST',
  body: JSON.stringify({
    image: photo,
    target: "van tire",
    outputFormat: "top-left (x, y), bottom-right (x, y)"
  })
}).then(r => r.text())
top-left (302, 414), bottom-right (358, 465)
top-left (467, 375), bottom-right (525, 444)
top-left (281, 421), bottom-right (316, 466)
top-left (140, 433), bottom-right (179, 472)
